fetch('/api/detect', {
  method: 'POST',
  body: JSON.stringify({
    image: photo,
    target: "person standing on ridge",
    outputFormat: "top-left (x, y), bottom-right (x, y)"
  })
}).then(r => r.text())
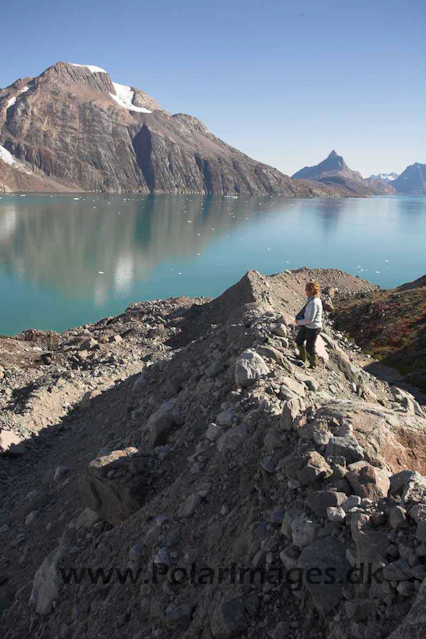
top-left (295, 281), bottom-right (323, 368)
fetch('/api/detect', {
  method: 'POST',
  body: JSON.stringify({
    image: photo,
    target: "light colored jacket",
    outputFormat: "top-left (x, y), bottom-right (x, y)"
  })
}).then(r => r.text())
top-left (297, 297), bottom-right (323, 329)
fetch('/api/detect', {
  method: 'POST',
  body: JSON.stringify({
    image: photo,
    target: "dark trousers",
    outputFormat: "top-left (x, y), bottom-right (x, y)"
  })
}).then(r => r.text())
top-left (296, 326), bottom-right (320, 354)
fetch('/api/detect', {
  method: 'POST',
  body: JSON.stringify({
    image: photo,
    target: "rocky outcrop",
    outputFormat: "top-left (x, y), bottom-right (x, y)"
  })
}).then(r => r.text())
top-left (0, 62), bottom-right (350, 196)
top-left (292, 150), bottom-right (397, 195)
top-left (1, 267), bottom-right (426, 639)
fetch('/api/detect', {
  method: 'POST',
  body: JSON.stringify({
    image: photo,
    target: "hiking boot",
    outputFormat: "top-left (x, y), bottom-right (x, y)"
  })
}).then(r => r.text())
top-left (297, 345), bottom-right (307, 362)
top-left (308, 352), bottom-right (318, 369)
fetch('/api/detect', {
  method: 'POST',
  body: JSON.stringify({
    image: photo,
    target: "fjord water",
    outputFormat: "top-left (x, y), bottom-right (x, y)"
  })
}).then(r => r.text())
top-left (0, 193), bottom-right (425, 335)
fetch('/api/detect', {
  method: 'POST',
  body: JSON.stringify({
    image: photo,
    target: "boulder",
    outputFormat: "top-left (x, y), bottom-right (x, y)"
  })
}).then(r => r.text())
top-left (291, 513), bottom-right (321, 548)
top-left (29, 547), bottom-right (65, 615)
top-left (297, 451), bottom-right (333, 486)
top-left (306, 491), bottom-right (347, 518)
top-left (234, 350), bottom-right (269, 388)
top-left (217, 424), bottom-right (249, 453)
top-left (298, 537), bottom-right (350, 616)
top-left (326, 435), bottom-right (365, 464)
top-left (280, 398), bottom-right (306, 431)
top-left (144, 399), bottom-right (184, 448)
top-left (346, 461), bottom-right (390, 499)
top-left (178, 494), bottom-right (201, 518)
top-left (78, 448), bottom-right (149, 524)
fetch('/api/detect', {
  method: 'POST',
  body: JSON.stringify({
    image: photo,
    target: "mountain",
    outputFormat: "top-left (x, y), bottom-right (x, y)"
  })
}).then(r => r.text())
top-left (0, 62), bottom-right (349, 197)
top-left (292, 150), bottom-right (396, 195)
top-left (392, 163), bottom-right (426, 195)
top-left (369, 172), bottom-right (399, 182)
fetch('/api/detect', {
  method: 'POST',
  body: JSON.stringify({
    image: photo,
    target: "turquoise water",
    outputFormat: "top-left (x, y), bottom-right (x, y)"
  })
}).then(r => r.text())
top-left (0, 193), bottom-right (425, 335)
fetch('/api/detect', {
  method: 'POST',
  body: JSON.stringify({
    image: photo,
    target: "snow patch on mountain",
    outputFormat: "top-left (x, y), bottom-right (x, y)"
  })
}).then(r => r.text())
top-left (110, 82), bottom-right (152, 113)
top-left (6, 97), bottom-right (17, 109)
top-left (0, 145), bottom-right (17, 165)
top-left (369, 172), bottom-right (399, 182)
top-left (70, 64), bottom-right (107, 74)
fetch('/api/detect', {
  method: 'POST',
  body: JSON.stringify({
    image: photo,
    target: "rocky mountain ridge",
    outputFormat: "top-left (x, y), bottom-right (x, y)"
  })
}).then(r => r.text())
top-left (1, 267), bottom-right (426, 639)
top-left (292, 151), bottom-right (397, 196)
top-left (0, 62), bottom-right (353, 197)
top-left (391, 164), bottom-right (426, 195)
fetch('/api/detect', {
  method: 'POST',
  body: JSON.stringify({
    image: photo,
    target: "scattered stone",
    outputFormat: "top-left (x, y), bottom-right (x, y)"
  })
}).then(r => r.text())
top-left (327, 506), bottom-right (346, 523)
top-left (178, 493), bottom-right (201, 518)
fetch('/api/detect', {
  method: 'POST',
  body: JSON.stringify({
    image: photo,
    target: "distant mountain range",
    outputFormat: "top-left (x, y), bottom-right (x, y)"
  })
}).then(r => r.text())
top-left (292, 150), bottom-right (396, 195)
top-left (391, 163), bottom-right (426, 195)
top-left (293, 151), bottom-right (426, 196)
top-left (0, 62), bottom-right (353, 197)
top-left (0, 64), bottom-right (424, 197)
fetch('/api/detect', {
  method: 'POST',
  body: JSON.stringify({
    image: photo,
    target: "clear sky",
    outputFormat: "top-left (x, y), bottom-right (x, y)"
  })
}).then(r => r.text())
top-left (1, 0), bottom-right (424, 177)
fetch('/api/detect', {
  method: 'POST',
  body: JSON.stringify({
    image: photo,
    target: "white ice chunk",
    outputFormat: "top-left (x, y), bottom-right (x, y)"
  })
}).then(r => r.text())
top-left (110, 82), bottom-right (151, 113)
top-left (0, 145), bottom-right (16, 165)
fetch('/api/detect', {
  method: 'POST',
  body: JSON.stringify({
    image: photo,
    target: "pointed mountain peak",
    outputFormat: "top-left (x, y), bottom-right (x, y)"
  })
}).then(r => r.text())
top-left (327, 150), bottom-right (339, 159)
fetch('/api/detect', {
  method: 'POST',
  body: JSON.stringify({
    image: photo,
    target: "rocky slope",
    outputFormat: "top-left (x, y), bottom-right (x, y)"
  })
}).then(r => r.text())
top-left (292, 151), bottom-right (397, 196)
top-left (332, 275), bottom-right (426, 392)
top-left (1, 268), bottom-right (426, 639)
top-left (392, 164), bottom-right (426, 195)
top-left (0, 63), bottom-right (351, 197)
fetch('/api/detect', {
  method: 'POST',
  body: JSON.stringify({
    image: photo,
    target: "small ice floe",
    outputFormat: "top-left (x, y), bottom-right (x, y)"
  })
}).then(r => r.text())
top-left (98, 271), bottom-right (104, 274)
top-left (375, 271), bottom-right (380, 274)
top-left (73, 197), bottom-right (80, 200)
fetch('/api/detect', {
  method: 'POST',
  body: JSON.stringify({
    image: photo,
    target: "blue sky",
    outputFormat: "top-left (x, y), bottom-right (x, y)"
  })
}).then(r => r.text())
top-left (1, 0), bottom-right (425, 177)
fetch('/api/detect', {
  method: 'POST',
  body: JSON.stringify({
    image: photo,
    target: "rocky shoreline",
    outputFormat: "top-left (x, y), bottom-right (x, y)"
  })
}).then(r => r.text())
top-left (1, 268), bottom-right (426, 639)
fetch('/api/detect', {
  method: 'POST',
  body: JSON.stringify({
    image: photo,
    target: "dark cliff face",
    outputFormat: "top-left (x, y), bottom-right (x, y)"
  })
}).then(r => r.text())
top-left (392, 163), bottom-right (426, 194)
top-left (292, 150), bottom-right (396, 196)
top-left (0, 62), bottom-right (347, 196)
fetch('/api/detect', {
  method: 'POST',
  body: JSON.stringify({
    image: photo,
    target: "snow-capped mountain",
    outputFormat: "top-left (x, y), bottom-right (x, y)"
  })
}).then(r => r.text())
top-left (0, 62), bottom-right (347, 196)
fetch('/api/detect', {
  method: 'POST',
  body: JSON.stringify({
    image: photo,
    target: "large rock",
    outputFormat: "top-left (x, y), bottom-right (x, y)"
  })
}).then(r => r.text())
top-left (306, 491), bottom-right (347, 518)
top-left (346, 461), bottom-right (390, 499)
top-left (298, 537), bottom-right (351, 616)
top-left (234, 350), bottom-right (269, 388)
top-left (143, 399), bottom-right (184, 448)
top-left (29, 547), bottom-right (65, 615)
top-left (78, 448), bottom-right (149, 524)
